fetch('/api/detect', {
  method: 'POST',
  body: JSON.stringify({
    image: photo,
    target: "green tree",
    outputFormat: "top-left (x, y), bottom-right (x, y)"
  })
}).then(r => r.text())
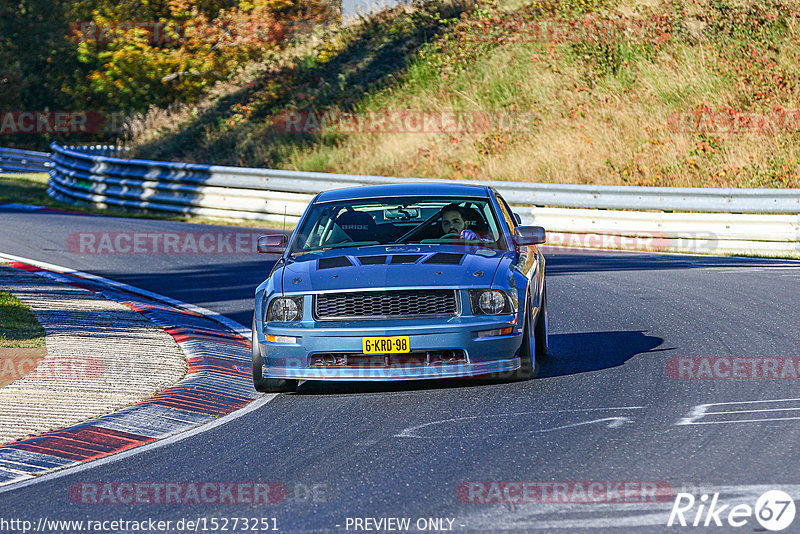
top-left (0, 0), bottom-right (85, 110)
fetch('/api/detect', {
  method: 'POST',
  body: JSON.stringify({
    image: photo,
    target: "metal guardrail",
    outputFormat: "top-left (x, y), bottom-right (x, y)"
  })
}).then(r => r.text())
top-left (521, 207), bottom-right (800, 256)
top-left (37, 143), bottom-right (800, 258)
top-left (0, 147), bottom-right (51, 173)
top-left (48, 143), bottom-right (800, 213)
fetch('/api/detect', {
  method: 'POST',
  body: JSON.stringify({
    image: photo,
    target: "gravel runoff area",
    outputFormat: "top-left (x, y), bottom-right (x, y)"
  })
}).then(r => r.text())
top-left (0, 265), bottom-right (186, 445)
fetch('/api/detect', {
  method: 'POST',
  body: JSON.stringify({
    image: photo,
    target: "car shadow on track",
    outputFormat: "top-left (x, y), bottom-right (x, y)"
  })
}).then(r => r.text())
top-left (291, 330), bottom-right (665, 395)
top-left (539, 329), bottom-right (667, 378)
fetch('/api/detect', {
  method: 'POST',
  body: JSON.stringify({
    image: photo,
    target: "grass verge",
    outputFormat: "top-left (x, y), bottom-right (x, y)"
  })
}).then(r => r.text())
top-left (0, 289), bottom-right (45, 348)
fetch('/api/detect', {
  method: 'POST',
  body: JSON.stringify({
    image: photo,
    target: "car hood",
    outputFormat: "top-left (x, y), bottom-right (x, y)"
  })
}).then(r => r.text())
top-left (278, 245), bottom-right (509, 293)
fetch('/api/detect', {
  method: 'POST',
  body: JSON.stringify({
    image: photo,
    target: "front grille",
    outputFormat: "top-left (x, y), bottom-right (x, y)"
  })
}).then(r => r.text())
top-left (314, 289), bottom-right (458, 320)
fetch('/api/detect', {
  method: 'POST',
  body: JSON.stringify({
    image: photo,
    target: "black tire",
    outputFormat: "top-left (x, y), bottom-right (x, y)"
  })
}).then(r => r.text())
top-left (252, 316), bottom-right (298, 393)
top-left (515, 301), bottom-right (538, 380)
top-left (534, 280), bottom-right (549, 360)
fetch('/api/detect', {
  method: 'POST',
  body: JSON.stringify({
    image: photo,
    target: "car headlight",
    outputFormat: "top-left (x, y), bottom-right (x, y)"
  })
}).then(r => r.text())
top-left (469, 289), bottom-right (515, 315)
top-left (266, 296), bottom-right (304, 322)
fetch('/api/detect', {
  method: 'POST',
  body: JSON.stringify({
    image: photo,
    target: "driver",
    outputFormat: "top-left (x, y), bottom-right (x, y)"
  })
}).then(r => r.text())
top-left (440, 204), bottom-right (478, 240)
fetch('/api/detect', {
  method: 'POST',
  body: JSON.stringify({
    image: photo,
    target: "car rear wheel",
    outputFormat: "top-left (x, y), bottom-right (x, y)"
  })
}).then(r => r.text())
top-left (252, 316), bottom-right (298, 393)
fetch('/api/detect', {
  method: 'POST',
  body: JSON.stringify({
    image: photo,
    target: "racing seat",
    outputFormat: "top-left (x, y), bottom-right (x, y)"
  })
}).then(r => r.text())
top-left (460, 206), bottom-right (489, 235)
top-left (334, 210), bottom-right (377, 242)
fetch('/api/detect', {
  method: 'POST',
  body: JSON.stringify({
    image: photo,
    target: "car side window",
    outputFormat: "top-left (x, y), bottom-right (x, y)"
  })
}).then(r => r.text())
top-left (494, 192), bottom-right (516, 231)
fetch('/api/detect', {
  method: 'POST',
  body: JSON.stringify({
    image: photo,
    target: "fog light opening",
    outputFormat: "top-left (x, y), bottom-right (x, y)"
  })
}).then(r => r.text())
top-left (428, 350), bottom-right (467, 365)
top-left (310, 354), bottom-right (347, 367)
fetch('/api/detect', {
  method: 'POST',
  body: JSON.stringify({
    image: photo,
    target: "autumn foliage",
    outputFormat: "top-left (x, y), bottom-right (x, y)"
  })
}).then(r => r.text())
top-left (70, 0), bottom-right (337, 112)
top-left (0, 0), bottom-right (337, 148)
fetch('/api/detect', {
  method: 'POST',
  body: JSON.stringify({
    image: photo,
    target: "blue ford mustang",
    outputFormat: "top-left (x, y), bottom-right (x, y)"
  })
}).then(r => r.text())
top-left (252, 183), bottom-right (548, 392)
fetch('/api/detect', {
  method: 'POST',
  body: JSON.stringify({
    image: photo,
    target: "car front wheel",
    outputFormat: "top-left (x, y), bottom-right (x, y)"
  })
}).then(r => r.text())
top-left (515, 301), bottom-right (538, 380)
top-left (534, 280), bottom-right (549, 359)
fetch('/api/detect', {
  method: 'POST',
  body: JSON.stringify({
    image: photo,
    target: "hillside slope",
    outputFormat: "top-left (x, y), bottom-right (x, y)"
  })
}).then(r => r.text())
top-left (130, 0), bottom-right (800, 188)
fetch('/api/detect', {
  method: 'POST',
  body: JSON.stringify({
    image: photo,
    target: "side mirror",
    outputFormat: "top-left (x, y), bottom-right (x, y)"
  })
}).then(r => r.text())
top-left (257, 234), bottom-right (287, 254)
top-left (513, 213), bottom-right (522, 225)
top-left (514, 226), bottom-right (546, 246)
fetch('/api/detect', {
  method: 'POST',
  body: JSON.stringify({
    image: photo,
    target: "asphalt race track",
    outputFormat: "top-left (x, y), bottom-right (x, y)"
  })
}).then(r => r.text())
top-left (2, 206), bottom-right (800, 533)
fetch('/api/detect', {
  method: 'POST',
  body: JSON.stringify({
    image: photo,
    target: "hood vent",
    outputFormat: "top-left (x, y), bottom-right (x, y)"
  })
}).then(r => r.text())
top-left (424, 252), bottom-right (464, 265)
top-left (318, 256), bottom-right (354, 269)
top-left (358, 255), bottom-right (387, 265)
top-left (390, 254), bottom-right (423, 264)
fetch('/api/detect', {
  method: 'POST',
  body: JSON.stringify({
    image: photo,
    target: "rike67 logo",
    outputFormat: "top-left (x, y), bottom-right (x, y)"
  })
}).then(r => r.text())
top-left (668, 490), bottom-right (796, 531)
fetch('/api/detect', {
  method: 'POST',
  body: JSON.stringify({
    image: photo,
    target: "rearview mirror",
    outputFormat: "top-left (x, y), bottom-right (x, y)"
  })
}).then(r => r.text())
top-left (384, 207), bottom-right (420, 220)
top-left (257, 234), bottom-right (287, 254)
top-left (514, 226), bottom-right (546, 246)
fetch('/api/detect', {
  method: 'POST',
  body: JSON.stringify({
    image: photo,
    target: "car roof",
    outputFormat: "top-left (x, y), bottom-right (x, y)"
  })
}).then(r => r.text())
top-left (315, 183), bottom-right (492, 203)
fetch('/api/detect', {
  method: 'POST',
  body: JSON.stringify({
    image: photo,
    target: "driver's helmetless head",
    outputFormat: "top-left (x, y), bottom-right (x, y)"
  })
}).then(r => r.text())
top-left (441, 208), bottom-right (466, 235)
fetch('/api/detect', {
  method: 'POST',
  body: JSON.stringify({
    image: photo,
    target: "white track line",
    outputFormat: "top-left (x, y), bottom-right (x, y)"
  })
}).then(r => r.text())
top-left (0, 252), bottom-right (250, 338)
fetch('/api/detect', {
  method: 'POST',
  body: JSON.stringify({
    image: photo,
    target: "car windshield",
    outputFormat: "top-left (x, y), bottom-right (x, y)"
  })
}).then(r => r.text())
top-left (291, 196), bottom-right (507, 254)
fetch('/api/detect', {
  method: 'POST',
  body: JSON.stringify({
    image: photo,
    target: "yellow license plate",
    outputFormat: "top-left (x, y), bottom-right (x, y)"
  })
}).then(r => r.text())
top-left (362, 336), bottom-right (410, 354)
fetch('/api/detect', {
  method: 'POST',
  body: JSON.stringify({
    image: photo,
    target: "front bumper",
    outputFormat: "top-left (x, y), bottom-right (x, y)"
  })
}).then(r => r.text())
top-left (255, 317), bottom-right (523, 381)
